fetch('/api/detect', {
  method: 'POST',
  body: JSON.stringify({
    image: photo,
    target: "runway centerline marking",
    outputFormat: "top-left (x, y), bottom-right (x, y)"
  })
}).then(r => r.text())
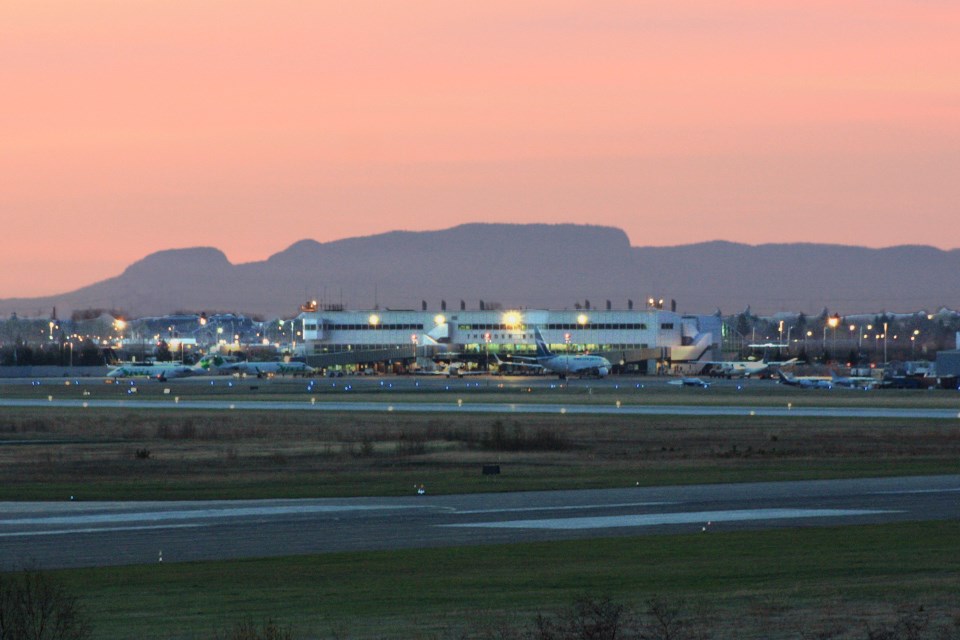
top-left (869, 487), bottom-right (960, 495)
top-left (0, 524), bottom-right (206, 538)
top-left (0, 503), bottom-right (417, 528)
top-left (441, 508), bottom-right (900, 530)
top-left (452, 501), bottom-right (677, 515)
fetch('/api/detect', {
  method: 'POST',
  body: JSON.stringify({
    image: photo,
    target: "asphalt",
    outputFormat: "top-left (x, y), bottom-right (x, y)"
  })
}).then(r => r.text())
top-left (2, 475), bottom-right (959, 569)
top-left (2, 395), bottom-right (960, 419)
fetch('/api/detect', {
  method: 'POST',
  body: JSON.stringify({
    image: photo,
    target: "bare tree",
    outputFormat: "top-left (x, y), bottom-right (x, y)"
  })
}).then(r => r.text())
top-left (213, 618), bottom-right (295, 640)
top-left (533, 595), bottom-right (629, 639)
top-left (0, 568), bottom-right (91, 640)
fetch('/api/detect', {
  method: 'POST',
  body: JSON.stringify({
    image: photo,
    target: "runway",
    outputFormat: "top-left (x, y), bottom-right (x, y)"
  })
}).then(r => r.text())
top-left (2, 475), bottom-right (958, 569)
top-left (2, 396), bottom-right (960, 419)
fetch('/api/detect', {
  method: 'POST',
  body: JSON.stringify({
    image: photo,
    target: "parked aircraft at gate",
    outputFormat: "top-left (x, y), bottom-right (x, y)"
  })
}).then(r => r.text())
top-left (513, 327), bottom-right (611, 379)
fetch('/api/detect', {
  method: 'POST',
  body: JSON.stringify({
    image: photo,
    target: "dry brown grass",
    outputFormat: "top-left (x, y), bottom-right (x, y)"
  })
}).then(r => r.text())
top-left (1, 404), bottom-right (958, 500)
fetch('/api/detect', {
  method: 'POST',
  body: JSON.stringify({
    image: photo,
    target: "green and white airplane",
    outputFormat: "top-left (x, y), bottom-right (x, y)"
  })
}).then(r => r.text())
top-left (106, 361), bottom-right (205, 381)
top-left (211, 359), bottom-right (316, 377)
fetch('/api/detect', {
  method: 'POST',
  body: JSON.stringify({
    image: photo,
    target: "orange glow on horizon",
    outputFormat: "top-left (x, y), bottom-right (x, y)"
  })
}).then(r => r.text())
top-left (1, 1), bottom-right (959, 298)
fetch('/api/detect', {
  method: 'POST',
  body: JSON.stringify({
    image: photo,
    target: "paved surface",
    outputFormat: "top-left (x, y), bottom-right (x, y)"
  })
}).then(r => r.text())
top-left (2, 396), bottom-right (960, 419)
top-left (2, 475), bottom-right (958, 569)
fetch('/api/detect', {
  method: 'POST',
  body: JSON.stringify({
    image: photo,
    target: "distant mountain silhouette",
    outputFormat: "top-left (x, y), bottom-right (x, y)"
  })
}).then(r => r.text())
top-left (2, 224), bottom-right (958, 318)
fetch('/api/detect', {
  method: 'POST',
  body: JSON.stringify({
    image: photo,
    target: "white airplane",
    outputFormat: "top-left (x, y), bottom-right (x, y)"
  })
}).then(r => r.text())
top-left (776, 370), bottom-right (833, 389)
top-left (493, 354), bottom-right (545, 375)
top-left (702, 357), bottom-right (797, 379)
top-left (215, 360), bottom-right (316, 377)
top-left (522, 327), bottom-right (610, 380)
top-left (106, 361), bottom-right (202, 381)
top-left (667, 376), bottom-right (710, 388)
top-left (413, 361), bottom-right (484, 377)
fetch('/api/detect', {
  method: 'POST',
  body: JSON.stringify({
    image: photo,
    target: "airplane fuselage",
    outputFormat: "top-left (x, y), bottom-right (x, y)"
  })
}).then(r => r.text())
top-left (106, 363), bottom-right (198, 380)
top-left (221, 361), bottom-right (315, 377)
top-left (539, 354), bottom-right (611, 378)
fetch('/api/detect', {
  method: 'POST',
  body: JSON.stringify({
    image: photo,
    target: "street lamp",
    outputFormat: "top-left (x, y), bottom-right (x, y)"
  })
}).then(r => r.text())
top-left (577, 313), bottom-right (589, 353)
top-left (883, 322), bottom-right (888, 365)
top-left (827, 314), bottom-right (840, 360)
top-left (849, 324), bottom-right (860, 357)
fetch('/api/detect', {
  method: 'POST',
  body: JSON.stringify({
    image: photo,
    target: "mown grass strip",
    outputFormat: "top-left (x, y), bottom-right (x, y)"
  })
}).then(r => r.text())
top-left (4, 458), bottom-right (959, 501)
top-left (48, 520), bottom-right (960, 639)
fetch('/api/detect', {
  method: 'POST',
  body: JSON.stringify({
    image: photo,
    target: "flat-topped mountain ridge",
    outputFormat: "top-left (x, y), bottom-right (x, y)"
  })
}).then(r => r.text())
top-left (2, 224), bottom-right (957, 318)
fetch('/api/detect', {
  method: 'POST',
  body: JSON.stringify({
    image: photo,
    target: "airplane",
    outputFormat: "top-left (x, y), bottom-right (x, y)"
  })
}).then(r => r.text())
top-left (493, 354), bottom-right (545, 375)
top-left (106, 361), bottom-right (203, 381)
top-left (701, 357), bottom-right (798, 379)
top-left (776, 370), bottom-right (833, 389)
top-left (413, 361), bottom-right (485, 377)
top-left (830, 370), bottom-right (878, 390)
top-left (214, 360), bottom-right (316, 378)
top-left (518, 327), bottom-right (610, 380)
top-left (667, 376), bottom-right (710, 388)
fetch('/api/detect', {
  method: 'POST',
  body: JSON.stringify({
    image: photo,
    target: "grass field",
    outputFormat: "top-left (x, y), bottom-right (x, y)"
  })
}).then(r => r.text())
top-left (2, 377), bottom-right (959, 638)
top-left (1, 402), bottom-right (959, 500)
top-left (47, 520), bottom-right (960, 639)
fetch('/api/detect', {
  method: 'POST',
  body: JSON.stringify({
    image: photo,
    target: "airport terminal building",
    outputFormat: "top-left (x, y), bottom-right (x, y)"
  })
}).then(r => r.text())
top-left (296, 307), bottom-right (720, 374)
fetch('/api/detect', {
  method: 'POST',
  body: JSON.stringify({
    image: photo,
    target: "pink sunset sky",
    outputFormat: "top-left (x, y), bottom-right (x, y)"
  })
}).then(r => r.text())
top-left (2, 1), bottom-right (958, 298)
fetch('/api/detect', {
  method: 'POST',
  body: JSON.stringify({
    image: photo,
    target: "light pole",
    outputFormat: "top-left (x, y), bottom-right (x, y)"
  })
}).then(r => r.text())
top-left (827, 314), bottom-right (840, 362)
top-left (484, 332), bottom-right (491, 370)
top-left (883, 322), bottom-right (888, 365)
top-left (577, 313), bottom-right (588, 353)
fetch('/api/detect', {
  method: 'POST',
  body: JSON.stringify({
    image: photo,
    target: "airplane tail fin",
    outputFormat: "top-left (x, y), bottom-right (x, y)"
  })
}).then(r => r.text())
top-left (776, 369), bottom-right (791, 383)
top-left (533, 327), bottom-right (553, 359)
top-left (195, 354), bottom-right (224, 371)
